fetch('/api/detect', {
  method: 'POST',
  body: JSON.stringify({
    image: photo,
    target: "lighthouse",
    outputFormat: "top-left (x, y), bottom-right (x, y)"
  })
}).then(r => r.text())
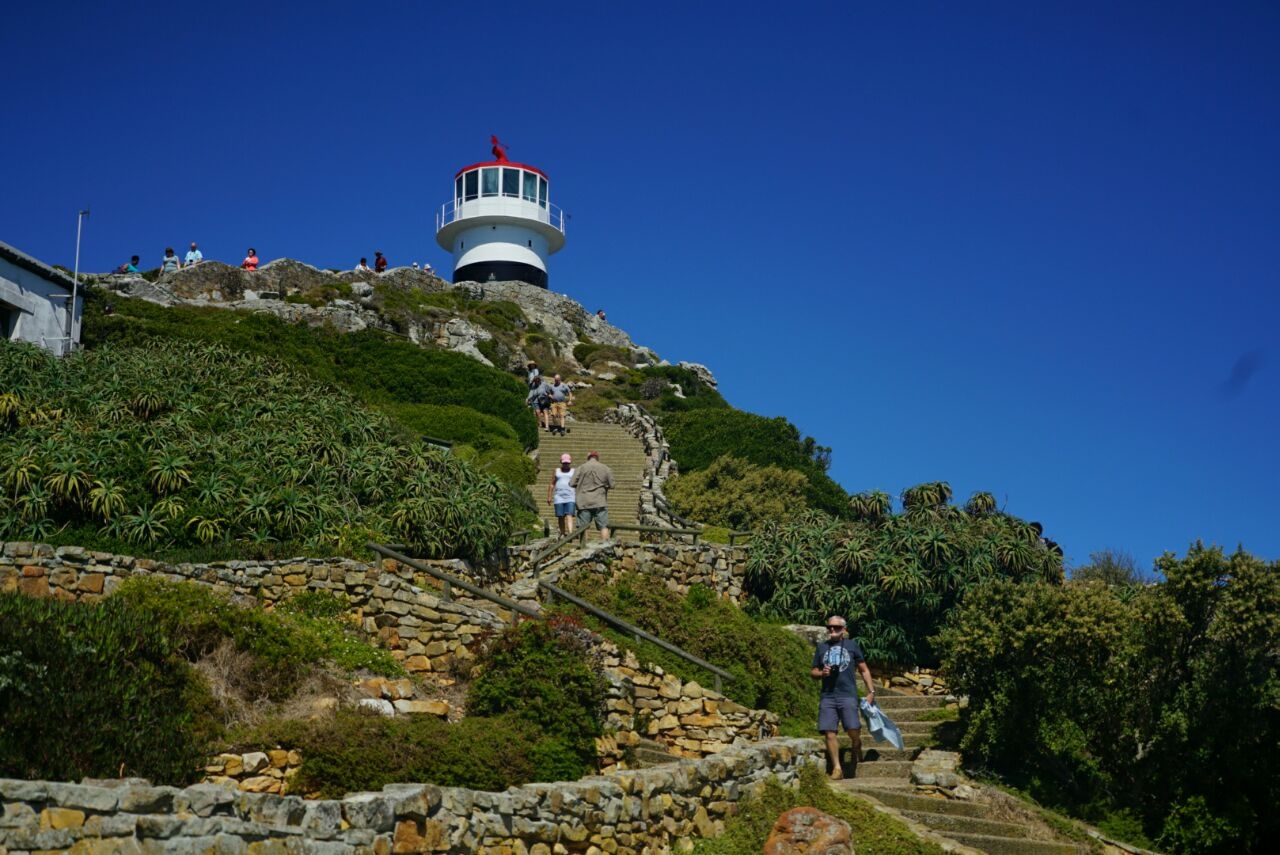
top-left (435, 137), bottom-right (566, 289)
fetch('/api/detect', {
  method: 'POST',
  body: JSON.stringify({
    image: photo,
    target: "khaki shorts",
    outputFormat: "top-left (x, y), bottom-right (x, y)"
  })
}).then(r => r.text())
top-left (551, 402), bottom-right (568, 418)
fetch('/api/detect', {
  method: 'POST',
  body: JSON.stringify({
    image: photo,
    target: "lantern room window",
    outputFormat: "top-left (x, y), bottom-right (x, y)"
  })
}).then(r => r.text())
top-left (502, 168), bottom-right (520, 197)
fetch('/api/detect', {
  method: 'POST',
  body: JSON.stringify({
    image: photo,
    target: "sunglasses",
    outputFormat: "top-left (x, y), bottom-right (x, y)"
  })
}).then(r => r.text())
top-left (826, 625), bottom-right (844, 631)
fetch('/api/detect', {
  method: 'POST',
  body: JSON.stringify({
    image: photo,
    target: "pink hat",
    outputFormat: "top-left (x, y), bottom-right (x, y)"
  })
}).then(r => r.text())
top-left (560, 453), bottom-right (572, 463)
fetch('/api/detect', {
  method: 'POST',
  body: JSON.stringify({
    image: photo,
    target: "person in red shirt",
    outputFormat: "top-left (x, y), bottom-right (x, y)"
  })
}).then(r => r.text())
top-left (241, 248), bottom-right (259, 271)
top-left (374, 251), bottom-right (387, 273)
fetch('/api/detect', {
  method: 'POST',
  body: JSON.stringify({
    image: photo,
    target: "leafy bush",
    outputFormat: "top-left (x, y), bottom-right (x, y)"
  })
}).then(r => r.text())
top-left (557, 572), bottom-right (816, 731)
top-left (242, 709), bottom-right (561, 795)
top-left (692, 764), bottom-right (947, 855)
top-left (0, 339), bottom-right (514, 561)
top-left (381, 402), bottom-right (518, 451)
top-left (665, 456), bottom-right (809, 529)
top-left (112, 578), bottom-right (402, 699)
top-left (934, 542), bottom-right (1280, 853)
top-left (467, 616), bottom-right (606, 779)
top-left (659, 409), bottom-right (847, 515)
top-left (0, 591), bottom-right (215, 785)
top-left (747, 493), bottom-right (1063, 664)
top-left (80, 297), bottom-right (539, 448)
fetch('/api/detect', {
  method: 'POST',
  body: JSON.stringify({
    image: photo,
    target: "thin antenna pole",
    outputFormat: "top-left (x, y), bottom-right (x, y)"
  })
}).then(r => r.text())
top-left (69, 208), bottom-right (89, 354)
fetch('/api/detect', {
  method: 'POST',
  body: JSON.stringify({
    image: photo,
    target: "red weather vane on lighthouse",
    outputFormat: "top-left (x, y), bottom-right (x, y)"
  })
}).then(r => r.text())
top-left (490, 135), bottom-right (509, 162)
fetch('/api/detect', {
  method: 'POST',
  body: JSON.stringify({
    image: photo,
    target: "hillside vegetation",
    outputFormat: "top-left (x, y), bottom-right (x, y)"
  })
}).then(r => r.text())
top-left (746, 485), bottom-right (1063, 664)
top-left (82, 293), bottom-right (539, 491)
top-left (0, 339), bottom-right (511, 560)
top-left (936, 543), bottom-right (1280, 853)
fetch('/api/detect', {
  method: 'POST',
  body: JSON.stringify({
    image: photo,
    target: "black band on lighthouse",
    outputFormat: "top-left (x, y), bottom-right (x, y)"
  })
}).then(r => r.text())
top-left (453, 260), bottom-right (548, 289)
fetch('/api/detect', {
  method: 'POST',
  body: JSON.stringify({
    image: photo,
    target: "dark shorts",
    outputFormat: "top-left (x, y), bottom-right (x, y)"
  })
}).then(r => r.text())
top-left (818, 695), bottom-right (860, 733)
top-left (554, 501), bottom-right (576, 518)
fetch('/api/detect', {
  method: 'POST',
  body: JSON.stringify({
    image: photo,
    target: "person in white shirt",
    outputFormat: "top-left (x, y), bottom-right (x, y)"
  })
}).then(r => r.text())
top-left (546, 454), bottom-right (577, 536)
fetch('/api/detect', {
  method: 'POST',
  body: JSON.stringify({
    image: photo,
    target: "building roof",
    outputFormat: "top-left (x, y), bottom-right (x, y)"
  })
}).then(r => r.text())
top-left (0, 240), bottom-right (78, 291)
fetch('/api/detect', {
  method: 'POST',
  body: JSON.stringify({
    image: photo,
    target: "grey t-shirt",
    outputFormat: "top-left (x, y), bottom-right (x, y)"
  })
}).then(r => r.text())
top-left (812, 638), bottom-right (866, 698)
top-left (549, 382), bottom-right (572, 402)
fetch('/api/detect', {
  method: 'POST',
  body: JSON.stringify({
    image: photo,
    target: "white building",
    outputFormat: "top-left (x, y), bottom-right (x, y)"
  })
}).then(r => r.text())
top-left (435, 139), bottom-right (567, 289)
top-left (0, 240), bottom-right (82, 356)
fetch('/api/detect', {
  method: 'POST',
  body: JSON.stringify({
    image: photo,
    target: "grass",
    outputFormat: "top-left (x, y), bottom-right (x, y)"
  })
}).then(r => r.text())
top-left (693, 764), bottom-right (947, 855)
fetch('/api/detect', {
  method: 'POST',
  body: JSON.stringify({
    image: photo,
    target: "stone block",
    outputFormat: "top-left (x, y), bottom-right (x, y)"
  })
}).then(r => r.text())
top-left (393, 699), bottom-right (450, 717)
top-left (39, 806), bottom-right (85, 830)
top-left (242, 751), bottom-right (271, 774)
top-left (46, 782), bottom-right (119, 812)
top-left (17, 574), bottom-right (49, 597)
top-left (343, 793), bottom-right (395, 832)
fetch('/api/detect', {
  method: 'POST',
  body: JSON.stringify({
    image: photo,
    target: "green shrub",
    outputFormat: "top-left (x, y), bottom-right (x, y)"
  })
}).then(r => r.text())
top-left (0, 591), bottom-right (215, 785)
top-left (276, 590), bottom-right (405, 676)
top-left (467, 616), bottom-right (606, 779)
top-left (0, 339), bottom-right (516, 562)
top-left (748, 498), bottom-right (1063, 664)
top-left (659, 409), bottom-right (848, 515)
top-left (381, 402), bottom-right (518, 451)
top-left (113, 578), bottom-right (402, 698)
top-left (936, 542), bottom-right (1280, 853)
top-left (557, 572), bottom-right (816, 732)
top-left (244, 709), bottom-right (551, 795)
top-left (79, 299), bottom-right (538, 449)
top-left (112, 577), bottom-right (322, 698)
top-left (665, 456), bottom-right (809, 529)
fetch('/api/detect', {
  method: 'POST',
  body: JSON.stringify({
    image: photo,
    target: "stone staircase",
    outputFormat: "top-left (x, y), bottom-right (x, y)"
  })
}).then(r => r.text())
top-left (834, 693), bottom-right (1087, 855)
top-left (528, 421), bottom-right (649, 538)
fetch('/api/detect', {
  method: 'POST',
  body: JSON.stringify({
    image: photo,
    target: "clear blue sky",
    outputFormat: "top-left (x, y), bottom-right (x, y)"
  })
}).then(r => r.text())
top-left (4, 1), bottom-right (1277, 570)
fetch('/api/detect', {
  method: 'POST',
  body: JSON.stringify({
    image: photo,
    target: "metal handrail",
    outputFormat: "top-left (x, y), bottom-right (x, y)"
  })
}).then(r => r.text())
top-left (367, 542), bottom-right (541, 618)
top-left (539, 578), bottom-right (733, 693)
top-left (436, 197), bottom-right (567, 233)
top-left (610, 523), bottom-right (702, 543)
top-left (371, 541), bottom-right (734, 692)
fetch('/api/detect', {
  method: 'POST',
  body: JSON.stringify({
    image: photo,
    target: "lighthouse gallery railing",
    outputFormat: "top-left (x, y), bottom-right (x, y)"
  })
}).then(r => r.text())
top-left (436, 198), bottom-right (567, 235)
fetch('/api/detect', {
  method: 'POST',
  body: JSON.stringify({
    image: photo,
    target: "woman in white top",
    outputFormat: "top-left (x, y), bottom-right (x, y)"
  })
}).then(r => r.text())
top-left (547, 453), bottom-right (577, 536)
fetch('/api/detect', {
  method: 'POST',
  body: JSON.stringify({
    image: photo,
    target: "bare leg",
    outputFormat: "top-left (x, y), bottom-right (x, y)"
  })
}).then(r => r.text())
top-left (566, 513), bottom-right (575, 534)
top-left (845, 728), bottom-right (861, 778)
top-left (824, 731), bottom-right (843, 779)
top-left (600, 525), bottom-right (611, 541)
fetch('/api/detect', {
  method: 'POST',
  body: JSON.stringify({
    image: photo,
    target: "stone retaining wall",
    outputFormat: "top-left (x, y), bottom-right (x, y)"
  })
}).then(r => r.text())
top-left (509, 540), bottom-right (749, 605)
top-left (604, 403), bottom-right (683, 529)
top-left (0, 739), bottom-right (820, 854)
top-left (3, 541), bottom-right (772, 774)
top-left (0, 541), bottom-right (503, 677)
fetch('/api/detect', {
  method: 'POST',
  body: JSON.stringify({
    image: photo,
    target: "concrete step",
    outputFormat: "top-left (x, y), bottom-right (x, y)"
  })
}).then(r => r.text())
top-left (944, 833), bottom-right (1085, 855)
top-left (858, 746), bottom-right (919, 762)
top-left (839, 783), bottom-right (989, 817)
top-left (852, 760), bottom-right (913, 779)
top-left (901, 811), bottom-right (1031, 839)
top-left (873, 695), bottom-right (950, 711)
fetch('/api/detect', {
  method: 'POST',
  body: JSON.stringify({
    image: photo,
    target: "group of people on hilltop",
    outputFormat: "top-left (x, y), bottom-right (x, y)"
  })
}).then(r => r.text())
top-left (525, 361), bottom-right (573, 436)
top-left (117, 242), bottom-right (258, 274)
top-left (353, 252), bottom-right (433, 275)
top-left (546, 450), bottom-right (615, 541)
top-left (116, 244), bottom-right (436, 276)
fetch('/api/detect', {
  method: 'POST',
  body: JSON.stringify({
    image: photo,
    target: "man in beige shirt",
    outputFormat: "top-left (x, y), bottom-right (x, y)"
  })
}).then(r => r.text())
top-left (570, 451), bottom-right (615, 541)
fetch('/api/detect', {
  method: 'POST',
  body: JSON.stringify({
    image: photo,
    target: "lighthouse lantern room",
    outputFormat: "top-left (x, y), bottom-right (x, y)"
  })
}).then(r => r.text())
top-left (435, 137), bottom-right (566, 289)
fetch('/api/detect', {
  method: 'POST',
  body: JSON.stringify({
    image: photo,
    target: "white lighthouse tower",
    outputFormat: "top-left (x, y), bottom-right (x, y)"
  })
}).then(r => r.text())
top-left (435, 137), bottom-right (566, 289)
